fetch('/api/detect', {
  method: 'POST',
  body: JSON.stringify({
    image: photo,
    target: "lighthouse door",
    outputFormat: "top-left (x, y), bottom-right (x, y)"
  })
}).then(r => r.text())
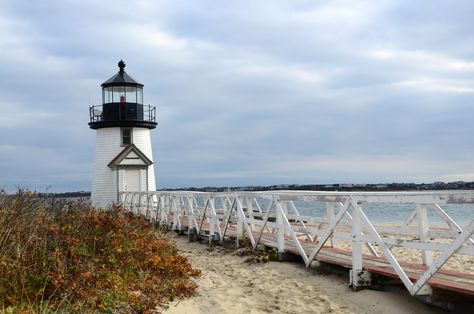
top-left (124, 168), bottom-right (141, 192)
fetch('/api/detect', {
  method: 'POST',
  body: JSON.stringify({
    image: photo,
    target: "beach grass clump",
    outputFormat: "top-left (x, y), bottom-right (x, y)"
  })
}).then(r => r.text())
top-left (0, 190), bottom-right (200, 313)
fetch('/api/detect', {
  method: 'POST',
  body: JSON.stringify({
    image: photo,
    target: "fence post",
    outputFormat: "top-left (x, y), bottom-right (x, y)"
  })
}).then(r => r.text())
top-left (139, 193), bottom-right (144, 216)
top-left (351, 201), bottom-right (363, 289)
top-left (277, 200), bottom-right (287, 260)
top-left (417, 204), bottom-right (432, 265)
top-left (187, 196), bottom-right (194, 232)
top-left (236, 195), bottom-right (243, 247)
top-left (172, 196), bottom-right (179, 230)
top-left (209, 197), bottom-right (215, 245)
top-left (132, 193), bottom-right (138, 214)
top-left (326, 201), bottom-right (336, 247)
top-left (221, 196), bottom-right (228, 220)
top-left (247, 196), bottom-right (254, 231)
top-left (146, 193), bottom-right (151, 220)
top-left (152, 193), bottom-right (159, 222)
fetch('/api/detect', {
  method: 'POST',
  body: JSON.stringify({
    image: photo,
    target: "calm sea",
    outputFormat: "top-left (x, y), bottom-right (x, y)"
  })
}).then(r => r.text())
top-left (291, 201), bottom-right (474, 226)
top-left (211, 196), bottom-right (474, 226)
top-left (68, 194), bottom-right (474, 226)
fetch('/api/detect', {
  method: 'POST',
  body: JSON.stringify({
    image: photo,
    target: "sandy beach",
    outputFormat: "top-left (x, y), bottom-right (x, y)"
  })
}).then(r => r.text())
top-left (335, 238), bottom-right (474, 274)
top-left (163, 235), bottom-right (444, 314)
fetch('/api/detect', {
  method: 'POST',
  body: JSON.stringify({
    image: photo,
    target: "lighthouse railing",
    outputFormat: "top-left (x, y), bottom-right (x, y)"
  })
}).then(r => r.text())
top-left (89, 104), bottom-right (156, 123)
top-left (145, 105), bottom-right (156, 123)
top-left (119, 190), bottom-right (474, 296)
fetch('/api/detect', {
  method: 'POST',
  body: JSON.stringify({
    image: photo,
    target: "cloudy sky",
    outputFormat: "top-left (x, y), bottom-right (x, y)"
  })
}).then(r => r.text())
top-left (1, 0), bottom-right (474, 192)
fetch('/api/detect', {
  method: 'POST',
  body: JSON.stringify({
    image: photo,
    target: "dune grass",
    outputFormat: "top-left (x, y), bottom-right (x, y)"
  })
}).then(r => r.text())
top-left (0, 190), bottom-right (200, 313)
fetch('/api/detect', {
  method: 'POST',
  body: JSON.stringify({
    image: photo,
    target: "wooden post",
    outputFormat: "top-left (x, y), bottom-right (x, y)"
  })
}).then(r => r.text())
top-left (236, 196), bottom-right (243, 247)
top-left (247, 196), bottom-right (254, 232)
top-left (172, 196), bottom-right (179, 230)
top-left (209, 197), bottom-right (215, 246)
top-left (221, 196), bottom-right (228, 219)
top-left (326, 202), bottom-right (336, 247)
top-left (137, 193), bottom-right (143, 216)
top-left (156, 195), bottom-right (160, 222)
top-left (188, 197), bottom-right (194, 237)
top-left (146, 194), bottom-right (151, 220)
top-left (351, 201), bottom-right (363, 289)
top-left (160, 195), bottom-right (166, 223)
top-left (417, 204), bottom-right (432, 265)
top-left (277, 200), bottom-right (287, 260)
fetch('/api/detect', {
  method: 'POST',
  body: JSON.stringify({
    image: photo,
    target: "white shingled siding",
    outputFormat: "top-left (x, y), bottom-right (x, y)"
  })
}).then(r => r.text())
top-left (118, 168), bottom-right (124, 194)
top-left (91, 127), bottom-right (156, 208)
top-left (133, 128), bottom-right (156, 191)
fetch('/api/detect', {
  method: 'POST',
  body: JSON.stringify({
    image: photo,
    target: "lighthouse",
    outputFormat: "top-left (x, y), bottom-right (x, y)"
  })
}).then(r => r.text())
top-left (89, 60), bottom-right (157, 208)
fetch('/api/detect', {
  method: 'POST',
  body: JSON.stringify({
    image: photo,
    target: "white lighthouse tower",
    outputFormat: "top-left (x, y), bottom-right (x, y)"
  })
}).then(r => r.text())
top-left (89, 60), bottom-right (157, 208)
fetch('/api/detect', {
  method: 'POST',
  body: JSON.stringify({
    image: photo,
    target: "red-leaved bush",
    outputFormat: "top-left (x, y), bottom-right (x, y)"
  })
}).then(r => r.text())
top-left (0, 190), bottom-right (200, 313)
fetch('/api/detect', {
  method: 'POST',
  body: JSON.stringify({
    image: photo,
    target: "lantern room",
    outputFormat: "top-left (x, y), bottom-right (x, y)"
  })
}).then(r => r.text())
top-left (88, 60), bottom-right (157, 129)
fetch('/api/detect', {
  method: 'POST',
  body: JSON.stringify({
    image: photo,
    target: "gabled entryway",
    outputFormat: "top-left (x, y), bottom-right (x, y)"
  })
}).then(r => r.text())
top-left (108, 144), bottom-right (153, 197)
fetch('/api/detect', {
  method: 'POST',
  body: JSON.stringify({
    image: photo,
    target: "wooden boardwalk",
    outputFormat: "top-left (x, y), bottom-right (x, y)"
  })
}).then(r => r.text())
top-left (121, 190), bottom-right (474, 301)
top-left (191, 219), bottom-right (474, 299)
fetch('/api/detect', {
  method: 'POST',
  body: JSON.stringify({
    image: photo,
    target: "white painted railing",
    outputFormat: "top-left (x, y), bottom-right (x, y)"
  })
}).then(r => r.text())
top-left (119, 190), bottom-right (474, 296)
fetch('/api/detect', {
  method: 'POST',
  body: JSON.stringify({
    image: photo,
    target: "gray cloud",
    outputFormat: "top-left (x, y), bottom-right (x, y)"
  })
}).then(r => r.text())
top-left (1, 0), bottom-right (474, 191)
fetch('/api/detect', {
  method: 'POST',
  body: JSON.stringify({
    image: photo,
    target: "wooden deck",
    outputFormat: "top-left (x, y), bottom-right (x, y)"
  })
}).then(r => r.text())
top-left (121, 190), bottom-right (474, 302)
top-left (190, 220), bottom-right (474, 299)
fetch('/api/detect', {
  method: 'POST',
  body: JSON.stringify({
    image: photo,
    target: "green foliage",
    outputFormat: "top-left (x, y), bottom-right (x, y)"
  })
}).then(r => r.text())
top-left (0, 190), bottom-right (200, 313)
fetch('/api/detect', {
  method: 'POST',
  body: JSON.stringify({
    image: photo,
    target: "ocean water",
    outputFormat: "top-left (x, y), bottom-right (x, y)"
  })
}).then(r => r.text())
top-left (291, 201), bottom-right (474, 226)
top-left (72, 193), bottom-right (474, 226)
top-left (208, 197), bottom-right (474, 226)
top-left (63, 196), bottom-right (91, 204)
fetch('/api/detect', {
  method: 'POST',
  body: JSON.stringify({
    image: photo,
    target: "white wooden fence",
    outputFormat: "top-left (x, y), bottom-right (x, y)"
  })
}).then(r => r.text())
top-left (120, 190), bottom-right (474, 296)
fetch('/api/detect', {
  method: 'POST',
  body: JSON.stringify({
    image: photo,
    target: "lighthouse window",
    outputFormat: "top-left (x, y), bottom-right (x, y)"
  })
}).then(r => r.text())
top-left (121, 128), bottom-right (132, 146)
top-left (112, 86), bottom-right (125, 103)
top-left (125, 86), bottom-right (137, 103)
top-left (137, 87), bottom-right (143, 104)
top-left (103, 87), bottom-right (112, 103)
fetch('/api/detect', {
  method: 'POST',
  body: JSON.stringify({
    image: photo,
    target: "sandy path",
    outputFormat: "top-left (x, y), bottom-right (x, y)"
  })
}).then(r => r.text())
top-left (163, 235), bottom-right (443, 314)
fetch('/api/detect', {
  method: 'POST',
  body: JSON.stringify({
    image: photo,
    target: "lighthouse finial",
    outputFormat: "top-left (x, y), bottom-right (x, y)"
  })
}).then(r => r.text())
top-left (118, 59), bottom-right (126, 73)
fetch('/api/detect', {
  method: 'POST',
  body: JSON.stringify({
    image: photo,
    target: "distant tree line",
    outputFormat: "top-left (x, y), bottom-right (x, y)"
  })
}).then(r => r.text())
top-left (160, 181), bottom-right (474, 192)
top-left (38, 191), bottom-right (91, 198)
top-left (39, 181), bottom-right (474, 196)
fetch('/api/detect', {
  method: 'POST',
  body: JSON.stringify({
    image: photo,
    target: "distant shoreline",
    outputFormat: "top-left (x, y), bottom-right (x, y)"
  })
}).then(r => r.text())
top-left (160, 180), bottom-right (474, 192)
top-left (33, 180), bottom-right (474, 197)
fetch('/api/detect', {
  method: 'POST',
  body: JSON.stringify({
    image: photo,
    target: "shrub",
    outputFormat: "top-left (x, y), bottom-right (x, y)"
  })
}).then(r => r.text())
top-left (0, 190), bottom-right (200, 313)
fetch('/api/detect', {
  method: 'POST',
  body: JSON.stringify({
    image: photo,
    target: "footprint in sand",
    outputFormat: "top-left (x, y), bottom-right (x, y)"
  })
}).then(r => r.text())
top-left (294, 282), bottom-right (304, 288)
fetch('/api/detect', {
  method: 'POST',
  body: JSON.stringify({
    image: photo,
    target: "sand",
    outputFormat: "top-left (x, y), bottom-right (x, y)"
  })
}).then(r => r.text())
top-left (163, 235), bottom-right (444, 314)
top-left (334, 234), bottom-right (474, 274)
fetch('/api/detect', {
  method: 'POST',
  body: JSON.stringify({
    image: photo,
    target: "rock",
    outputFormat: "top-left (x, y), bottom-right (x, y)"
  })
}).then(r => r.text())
top-left (309, 260), bottom-right (321, 268)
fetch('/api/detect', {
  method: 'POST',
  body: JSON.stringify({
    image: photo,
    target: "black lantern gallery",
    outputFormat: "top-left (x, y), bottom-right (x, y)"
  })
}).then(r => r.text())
top-left (89, 60), bottom-right (157, 129)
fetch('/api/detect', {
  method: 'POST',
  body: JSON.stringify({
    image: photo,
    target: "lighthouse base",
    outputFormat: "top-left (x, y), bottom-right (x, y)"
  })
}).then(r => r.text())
top-left (91, 127), bottom-right (156, 209)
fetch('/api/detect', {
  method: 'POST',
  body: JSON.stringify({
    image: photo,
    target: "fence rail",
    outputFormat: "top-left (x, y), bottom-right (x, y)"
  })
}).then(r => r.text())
top-left (89, 104), bottom-right (156, 123)
top-left (120, 190), bottom-right (474, 297)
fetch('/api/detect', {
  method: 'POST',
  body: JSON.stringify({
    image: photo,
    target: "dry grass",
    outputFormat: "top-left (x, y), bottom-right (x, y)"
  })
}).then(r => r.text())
top-left (0, 190), bottom-right (200, 313)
